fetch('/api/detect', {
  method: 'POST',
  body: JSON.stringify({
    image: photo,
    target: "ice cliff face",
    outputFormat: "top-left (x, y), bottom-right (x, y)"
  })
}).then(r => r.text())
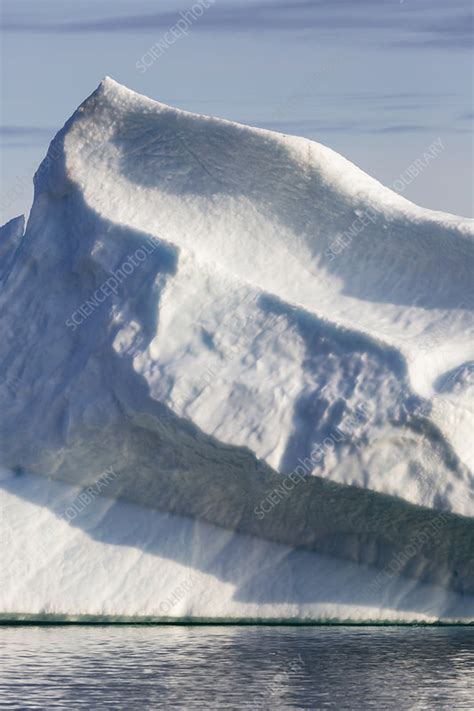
top-left (0, 78), bottom-right (473, 621)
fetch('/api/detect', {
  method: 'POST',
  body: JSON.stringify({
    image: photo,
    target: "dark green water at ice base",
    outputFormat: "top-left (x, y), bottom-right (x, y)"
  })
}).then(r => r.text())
top-left (1, 626), bottom-right (473, 709)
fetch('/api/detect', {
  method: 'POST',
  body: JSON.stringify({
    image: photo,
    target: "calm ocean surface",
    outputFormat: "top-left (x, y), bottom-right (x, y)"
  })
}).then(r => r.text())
top-left (1, 626), bottom-right (473, 709)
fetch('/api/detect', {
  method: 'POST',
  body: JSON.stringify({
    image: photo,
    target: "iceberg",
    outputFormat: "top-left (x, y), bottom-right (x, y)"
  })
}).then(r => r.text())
top-left (0, 78), bottom-right (473, 622)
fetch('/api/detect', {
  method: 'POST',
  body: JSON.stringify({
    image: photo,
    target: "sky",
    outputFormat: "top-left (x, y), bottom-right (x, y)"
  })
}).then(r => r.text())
top-left (0, 0), bottom-right (472, 222)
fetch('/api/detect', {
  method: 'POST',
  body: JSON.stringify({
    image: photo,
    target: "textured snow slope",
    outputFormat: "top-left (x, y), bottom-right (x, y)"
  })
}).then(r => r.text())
top-left (0, 79), bottom-right (473, 620)
top-left (2, 468), bottom-right (473, 623)
top-left (0, 215), bottom-right (24, 281)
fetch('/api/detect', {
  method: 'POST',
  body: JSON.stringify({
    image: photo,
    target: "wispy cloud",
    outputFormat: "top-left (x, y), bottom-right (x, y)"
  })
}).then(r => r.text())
top-left (0, 126), bottom-right (54, 147)
top-left (373, 125), bottom-right (434, 135)
top-left (251, 118), bottom-right (469, 136)
top-left (1, 0), bottom-right (471, 50)
top-left (394, 13), bottom-right (473, 50)
top-left (256, 119), bottom-right (433, 135)
top-left (248, 89), bottom-right (466, 136)
top-left (0, 126), bottom-right (54, 137)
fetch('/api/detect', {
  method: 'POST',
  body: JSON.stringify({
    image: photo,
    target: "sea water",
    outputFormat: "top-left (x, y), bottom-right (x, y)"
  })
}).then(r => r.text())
top-left (1, 625), bottom-right (473, 709)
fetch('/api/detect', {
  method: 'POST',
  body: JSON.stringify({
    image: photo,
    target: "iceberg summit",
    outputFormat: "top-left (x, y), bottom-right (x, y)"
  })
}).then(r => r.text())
top-left (0, 78), bottom-right (473, 623)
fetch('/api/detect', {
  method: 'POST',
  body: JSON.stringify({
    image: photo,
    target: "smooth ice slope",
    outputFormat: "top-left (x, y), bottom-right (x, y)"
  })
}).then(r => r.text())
top-left (0, 79), bottom-right (473, 620)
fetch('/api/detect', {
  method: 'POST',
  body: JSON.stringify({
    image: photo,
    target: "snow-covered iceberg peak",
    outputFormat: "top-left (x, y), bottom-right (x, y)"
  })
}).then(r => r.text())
top-left (42, 77), bottom-right (474, 390)
top-left (0, 78), bottom-right (473, 621)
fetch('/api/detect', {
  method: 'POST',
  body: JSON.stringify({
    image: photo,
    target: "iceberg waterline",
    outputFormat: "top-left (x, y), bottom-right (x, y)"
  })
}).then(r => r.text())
top-left (0, 78), bottom-right (473, 621)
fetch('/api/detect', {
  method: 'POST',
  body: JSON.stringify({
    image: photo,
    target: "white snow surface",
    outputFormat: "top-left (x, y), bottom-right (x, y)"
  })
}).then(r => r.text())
top-left (0, 78), bottom-right (473, 621)
top-left (1, 468), bottom-right (473, 623)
